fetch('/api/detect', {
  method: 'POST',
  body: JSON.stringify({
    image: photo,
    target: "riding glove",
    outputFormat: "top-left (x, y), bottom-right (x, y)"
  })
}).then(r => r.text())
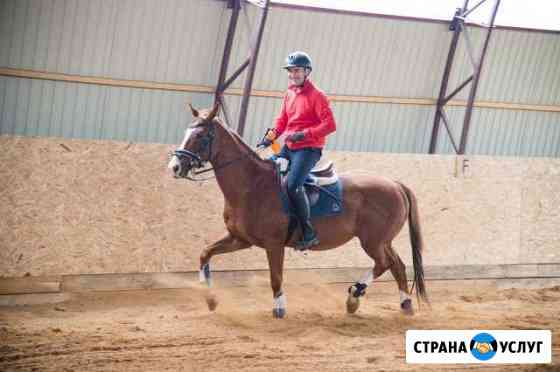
top-left (287, 131), bottom-right (306, 142)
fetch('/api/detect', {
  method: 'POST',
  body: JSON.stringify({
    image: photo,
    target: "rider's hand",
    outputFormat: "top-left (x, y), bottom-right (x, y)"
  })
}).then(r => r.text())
top-left (257, 139), bottom-right (272, 148)
top-left (258, 129), bottom-right (277, 148)
top-left (287, 131), bottom-right (305, 143)
top-left (265, 129), bottom-right (277, 141)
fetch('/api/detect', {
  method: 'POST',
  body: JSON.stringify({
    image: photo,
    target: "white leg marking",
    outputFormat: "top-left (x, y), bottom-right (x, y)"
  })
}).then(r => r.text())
top-left (199, 264), bottom-right (212, 287)
top-left (400, 290), bottom-right (411, 303)
top-left (274, 293), bottom-right (287, 310)
top-left (359, 269), bottom-right (374, 286)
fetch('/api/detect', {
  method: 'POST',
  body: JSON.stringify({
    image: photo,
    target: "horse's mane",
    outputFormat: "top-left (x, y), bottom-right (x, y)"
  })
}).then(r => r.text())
top-left (213, 117), bottom-right (271, 166)
top-left (194, 108), bottom-right (272, 169)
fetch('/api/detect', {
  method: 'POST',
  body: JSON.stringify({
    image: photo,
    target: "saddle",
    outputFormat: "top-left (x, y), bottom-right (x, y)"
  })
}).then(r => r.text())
top-left (309, 161), bottom-right (337, 184)
top-left (275, 158), bottom-right (338, 186)
top-left (273, 157), bottom-right (343, 216)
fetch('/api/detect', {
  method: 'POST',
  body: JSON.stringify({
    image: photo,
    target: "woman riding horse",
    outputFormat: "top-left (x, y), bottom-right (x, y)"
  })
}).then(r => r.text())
top-left (261, 51), bottom-right (337, 251)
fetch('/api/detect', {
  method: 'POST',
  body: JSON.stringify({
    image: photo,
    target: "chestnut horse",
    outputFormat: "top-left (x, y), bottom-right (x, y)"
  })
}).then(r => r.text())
top-left (168, 105), bottom-right (428, 318)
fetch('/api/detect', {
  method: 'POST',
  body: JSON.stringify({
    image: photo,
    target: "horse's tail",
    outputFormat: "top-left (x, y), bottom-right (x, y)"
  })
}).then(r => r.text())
top-left (398, 182), bottom-right (429, 306)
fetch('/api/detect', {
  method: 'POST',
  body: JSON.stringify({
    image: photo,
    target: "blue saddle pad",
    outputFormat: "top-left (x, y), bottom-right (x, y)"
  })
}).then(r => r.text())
top-left (279, 175), bottom-right (344, 219)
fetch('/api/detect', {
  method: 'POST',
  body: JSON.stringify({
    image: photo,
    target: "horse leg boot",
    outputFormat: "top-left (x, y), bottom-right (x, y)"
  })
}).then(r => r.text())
top-left (291, 186), bottom-right (319, 251)
top-left (346, 269), bottom-right (373, 314)
top-left (347, 239), bottom-right (392, 314)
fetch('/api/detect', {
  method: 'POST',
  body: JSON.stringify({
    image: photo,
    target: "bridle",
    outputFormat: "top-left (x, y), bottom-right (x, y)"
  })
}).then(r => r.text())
top-left (171, 118), bottom-right (217, 180)
top-left (171, 119), bottom-right (265, 182)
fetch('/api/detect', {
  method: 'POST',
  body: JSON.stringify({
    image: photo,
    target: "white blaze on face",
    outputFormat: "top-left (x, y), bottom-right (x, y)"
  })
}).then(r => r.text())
top-left (167, 128), bottom-right (196, 174)
top-left (180, 128), bottom-right (196, 149)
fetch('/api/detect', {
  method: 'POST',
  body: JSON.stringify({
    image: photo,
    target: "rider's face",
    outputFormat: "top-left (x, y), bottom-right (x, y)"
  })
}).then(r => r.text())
top-left (287, 67), bottom-right (307, 86)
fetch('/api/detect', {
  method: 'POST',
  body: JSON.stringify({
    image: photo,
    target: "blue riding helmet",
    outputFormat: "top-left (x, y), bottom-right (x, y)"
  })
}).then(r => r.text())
top-left (284, 51), bottom-right (312, 71)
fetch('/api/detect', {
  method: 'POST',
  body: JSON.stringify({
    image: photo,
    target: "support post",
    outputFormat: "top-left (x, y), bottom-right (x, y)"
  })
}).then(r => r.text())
top-left (214, 0), bottom-right (242, 126)
top-left (458, 0), bottom-right (501, 154)
top-left (429, 2), bottom-right (469, 154)
top-left (429, 0), bottom-right (500, 155)
top-left (237, 0), bottom-right (270, 137)
top-left (213, 0), bottom-right (270, 136)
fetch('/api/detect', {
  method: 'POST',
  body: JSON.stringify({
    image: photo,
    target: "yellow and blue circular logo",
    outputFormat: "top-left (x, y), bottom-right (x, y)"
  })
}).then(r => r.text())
top-left (470, 332), bottom-right (498, 361)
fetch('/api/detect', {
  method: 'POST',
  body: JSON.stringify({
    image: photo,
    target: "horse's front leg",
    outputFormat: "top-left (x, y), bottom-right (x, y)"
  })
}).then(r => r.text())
top-left (199, 233), bottom-right (251, 310)
top-left (266, 246), bottom-right (286, 318)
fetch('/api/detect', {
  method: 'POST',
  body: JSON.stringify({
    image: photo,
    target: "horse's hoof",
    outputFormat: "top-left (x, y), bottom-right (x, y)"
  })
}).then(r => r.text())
top-left (400, 298), bottom-right (414, 316)
top-left (272, 308), bottom-right (286, 319)
top-left (206, 295), bottom-right (218, 311)
top-left (346, 294), bottom-right (360, 314)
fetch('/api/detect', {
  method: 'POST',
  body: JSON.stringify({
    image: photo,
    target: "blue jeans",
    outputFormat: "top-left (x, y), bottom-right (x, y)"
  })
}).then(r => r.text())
top-left (278, 146), bottom-right (322, 196)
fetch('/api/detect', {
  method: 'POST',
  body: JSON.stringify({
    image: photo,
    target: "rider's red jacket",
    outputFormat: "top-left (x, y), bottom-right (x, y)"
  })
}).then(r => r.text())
top-left (273, 80), bottom-right (336, 150)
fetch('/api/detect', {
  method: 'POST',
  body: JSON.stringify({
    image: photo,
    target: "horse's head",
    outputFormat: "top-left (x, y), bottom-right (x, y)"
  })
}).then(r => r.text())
top-left (168, 104), bottom-right (220, 179)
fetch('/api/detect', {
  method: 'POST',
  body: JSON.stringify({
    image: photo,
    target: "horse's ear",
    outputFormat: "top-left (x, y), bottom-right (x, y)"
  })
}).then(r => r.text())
top-left (207, 103), bottom-right (220, 122)
top-left (188, 103), bottom-right (199, 118)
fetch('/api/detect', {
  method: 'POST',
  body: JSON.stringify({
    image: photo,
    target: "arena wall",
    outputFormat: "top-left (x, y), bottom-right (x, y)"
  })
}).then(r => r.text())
top-left (1, 136), bottom-right (558, 280)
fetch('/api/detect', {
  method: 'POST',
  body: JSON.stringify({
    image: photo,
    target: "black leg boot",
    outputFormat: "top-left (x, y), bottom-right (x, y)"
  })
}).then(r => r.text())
top-left (291, 186), bottom-right (319, 251)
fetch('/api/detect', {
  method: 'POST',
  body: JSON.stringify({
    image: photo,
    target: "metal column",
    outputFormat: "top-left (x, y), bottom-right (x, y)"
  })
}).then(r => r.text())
top-left (214, 0), bottom-right (270, 137)
top-left (428, 0), bottom-right (501, 155)
top-left (215, 0), bottom-right (242, 127)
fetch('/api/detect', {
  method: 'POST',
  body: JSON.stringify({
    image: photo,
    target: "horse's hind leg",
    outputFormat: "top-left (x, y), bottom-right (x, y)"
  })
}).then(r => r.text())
top-left (346, 238), bottom-right (393, 314)
top-left (199, 233), bottom-right (251, 310)
top-left (386, 245), bottom-right (413, 315)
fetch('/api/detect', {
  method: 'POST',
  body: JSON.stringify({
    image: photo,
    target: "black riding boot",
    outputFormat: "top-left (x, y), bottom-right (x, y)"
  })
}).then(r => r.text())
top-left (291, 186), bottom-right (319, 251)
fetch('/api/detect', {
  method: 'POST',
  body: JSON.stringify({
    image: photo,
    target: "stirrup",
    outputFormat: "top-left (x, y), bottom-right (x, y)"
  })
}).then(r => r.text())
top-left (295, 236), bottom-right (319, 251)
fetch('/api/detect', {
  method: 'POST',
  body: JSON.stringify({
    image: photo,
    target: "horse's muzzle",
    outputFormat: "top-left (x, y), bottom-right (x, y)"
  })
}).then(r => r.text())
top-left (168, 155), bottom-right (191, 179)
